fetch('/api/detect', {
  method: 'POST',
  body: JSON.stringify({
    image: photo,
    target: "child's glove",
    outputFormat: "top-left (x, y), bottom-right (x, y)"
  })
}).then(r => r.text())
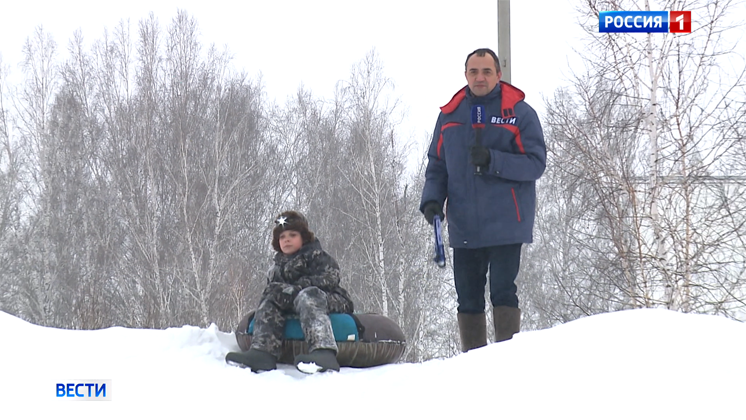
top-left (263, 282), bottom-right (301, 308)
top-left (296, 277), bottom-right (313, 289)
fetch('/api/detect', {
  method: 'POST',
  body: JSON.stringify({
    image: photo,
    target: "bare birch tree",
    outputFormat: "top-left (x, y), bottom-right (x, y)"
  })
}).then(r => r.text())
top-left (157, 11), bottom-right (274, 327)
top-left (94, 16), bottom-right (175, 327)
top-left (331, 51), bottom-right (457, 360)
top-left (0, 57), bottom-right (24, 316)
top-left (527, 0), bottom-right (746, 325)
top-left (14, 27), bottom-right (60, 326)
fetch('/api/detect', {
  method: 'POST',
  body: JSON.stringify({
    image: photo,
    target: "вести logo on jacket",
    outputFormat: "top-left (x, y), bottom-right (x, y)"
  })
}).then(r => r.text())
top-left (490, 116), bottom-right (517, 125)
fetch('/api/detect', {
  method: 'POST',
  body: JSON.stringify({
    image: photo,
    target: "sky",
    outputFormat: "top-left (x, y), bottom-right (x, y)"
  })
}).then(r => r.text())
top-left (1, 307), bottom-right (745, 419)
top-left (0, 0), bottom-right (587, 160)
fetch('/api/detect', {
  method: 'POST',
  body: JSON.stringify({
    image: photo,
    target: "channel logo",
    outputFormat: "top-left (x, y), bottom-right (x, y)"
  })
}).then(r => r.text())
top-left (56, 380), bottom-right (112, 401)
top-left (599, 11), bottom-right (691, 33)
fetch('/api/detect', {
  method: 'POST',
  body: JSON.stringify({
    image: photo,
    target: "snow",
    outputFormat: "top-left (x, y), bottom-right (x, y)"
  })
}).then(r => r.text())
top-left (1, 308), bottom-right (744, 419)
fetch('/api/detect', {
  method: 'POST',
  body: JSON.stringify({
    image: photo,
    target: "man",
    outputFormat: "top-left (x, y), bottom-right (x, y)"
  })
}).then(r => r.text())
top-left (420, 48), bottom-right (546, 352)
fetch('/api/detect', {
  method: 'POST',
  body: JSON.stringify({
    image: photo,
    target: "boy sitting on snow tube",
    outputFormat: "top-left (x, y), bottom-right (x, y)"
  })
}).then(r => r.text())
top-left (225, 210), bottom-right (354, 373)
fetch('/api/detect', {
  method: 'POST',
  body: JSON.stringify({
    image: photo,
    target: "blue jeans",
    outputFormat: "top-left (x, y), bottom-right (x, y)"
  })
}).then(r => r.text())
top-left (453, 244), bottom-right (523, 313)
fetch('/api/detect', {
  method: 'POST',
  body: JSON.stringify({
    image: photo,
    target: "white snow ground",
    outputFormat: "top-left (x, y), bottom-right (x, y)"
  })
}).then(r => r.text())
top-left (1, 308), bottom-right (744, 419)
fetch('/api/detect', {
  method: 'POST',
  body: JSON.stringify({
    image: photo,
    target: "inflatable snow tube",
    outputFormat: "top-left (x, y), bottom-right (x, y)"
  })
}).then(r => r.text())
top-left (234, 312), bottom-right (406, 368)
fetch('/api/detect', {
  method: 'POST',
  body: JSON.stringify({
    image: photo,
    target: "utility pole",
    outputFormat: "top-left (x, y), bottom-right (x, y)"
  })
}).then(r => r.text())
top-left (497, 0), bottom-right (511, 83)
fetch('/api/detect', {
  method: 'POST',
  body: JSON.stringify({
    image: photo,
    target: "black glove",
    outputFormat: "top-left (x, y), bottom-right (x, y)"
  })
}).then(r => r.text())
top-left (296, 277), bottom-right (313, 289)
top-left (423, 201), bottom-right (444, 225)
top-left (262, 282), bottom-right (301, 307)
top-left (470, 145), bottom-right (491, 167)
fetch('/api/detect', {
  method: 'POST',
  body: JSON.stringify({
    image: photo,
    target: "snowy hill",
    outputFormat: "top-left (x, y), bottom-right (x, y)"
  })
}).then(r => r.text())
top-left (1, 308), bottom-right (744, 419)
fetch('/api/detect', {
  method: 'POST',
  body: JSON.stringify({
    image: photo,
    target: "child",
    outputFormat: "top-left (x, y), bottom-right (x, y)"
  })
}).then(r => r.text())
top-left (225, 210), bottom-right (354, 373)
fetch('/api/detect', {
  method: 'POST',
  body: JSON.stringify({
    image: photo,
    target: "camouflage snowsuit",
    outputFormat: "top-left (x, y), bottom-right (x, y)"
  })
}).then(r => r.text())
top-left (251, 239), bottom-right (354, 358)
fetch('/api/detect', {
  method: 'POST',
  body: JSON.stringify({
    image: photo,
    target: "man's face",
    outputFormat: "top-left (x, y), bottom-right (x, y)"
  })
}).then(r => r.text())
top-left (465, 54), bottom-right (501, 97)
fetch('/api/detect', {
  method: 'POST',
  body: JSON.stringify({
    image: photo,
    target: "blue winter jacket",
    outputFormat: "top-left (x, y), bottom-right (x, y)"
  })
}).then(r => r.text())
top-left (420, 82), bottom-right (546, 248)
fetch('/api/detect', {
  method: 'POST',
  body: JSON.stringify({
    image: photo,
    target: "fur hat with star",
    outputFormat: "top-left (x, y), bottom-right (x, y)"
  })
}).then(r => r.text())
top-left (271, 210), bottom-right (315, 252)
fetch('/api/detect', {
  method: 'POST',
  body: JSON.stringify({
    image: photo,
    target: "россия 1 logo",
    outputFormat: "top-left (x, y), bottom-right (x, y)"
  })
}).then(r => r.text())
top-left (599, 11), bottom-right (691, 33)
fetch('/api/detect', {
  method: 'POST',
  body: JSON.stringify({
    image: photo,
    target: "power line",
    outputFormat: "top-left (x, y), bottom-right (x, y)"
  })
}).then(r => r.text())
top-left (629, 175), bottom-right (746, 185)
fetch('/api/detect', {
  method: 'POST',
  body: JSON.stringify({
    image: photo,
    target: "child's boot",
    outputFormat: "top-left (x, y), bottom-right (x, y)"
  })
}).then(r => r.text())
top-left (225, 348), bottom-right (277, 372)
top-left (294, 349), bottom-right (340, 373)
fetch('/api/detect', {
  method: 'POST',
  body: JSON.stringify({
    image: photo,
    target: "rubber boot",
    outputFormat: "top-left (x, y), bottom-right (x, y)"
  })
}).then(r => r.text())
top-left (457, 312), bottom-right (487, 352)
top-left (294, 349), bottom-right (340, 373)
top-left (225, 348), bottom-right (277, 372)
top-left (493, 306), bottom-right (521, 342)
